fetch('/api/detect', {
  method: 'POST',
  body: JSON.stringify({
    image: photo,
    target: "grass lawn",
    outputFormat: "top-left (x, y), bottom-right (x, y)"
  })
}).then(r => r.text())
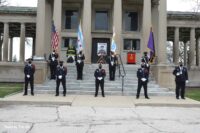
top-left (0, 83), bottom-right (23, 98)
top-left (186, 88), bottom-right (200, 101)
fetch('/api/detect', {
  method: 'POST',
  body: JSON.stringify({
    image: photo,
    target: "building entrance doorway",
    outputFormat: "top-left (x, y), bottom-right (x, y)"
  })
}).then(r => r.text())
top-left (92, 38), bottom-right (110, 63)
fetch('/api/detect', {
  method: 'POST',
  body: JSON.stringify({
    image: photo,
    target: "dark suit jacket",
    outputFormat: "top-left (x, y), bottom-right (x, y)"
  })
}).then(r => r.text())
top-left (173, 66), bottom-right (188, 82)
top-left (107, 56), bottom-right (118, 67)
top-left (94, 69), bottom-right (106, 80)
top-left (24, 64), bottom-right (35, 80)
top-left (137, 68), bottom-right (149, 82)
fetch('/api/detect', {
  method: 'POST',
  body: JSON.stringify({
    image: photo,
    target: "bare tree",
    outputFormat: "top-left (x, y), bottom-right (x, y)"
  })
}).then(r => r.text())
top-left (0, 0), bottom-right (8, 6)
top-left (183, 0), bottom-right (200, 12)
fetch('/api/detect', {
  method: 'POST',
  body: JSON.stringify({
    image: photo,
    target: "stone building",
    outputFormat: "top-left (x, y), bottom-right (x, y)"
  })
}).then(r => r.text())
top-left (0, 0), bottom-right (200, 88)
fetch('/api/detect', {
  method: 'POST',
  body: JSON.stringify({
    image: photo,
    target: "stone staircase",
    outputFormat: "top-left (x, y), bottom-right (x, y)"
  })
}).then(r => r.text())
top-left (35, 64), bottom-right (174, 96)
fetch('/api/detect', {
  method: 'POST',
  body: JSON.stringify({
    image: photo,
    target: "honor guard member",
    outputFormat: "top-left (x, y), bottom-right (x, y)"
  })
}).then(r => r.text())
top-left (48, 50), bottom-right (58, 79)
top-left (94, 63), bottom-right (106, 97)
top-left (173, 62), bottom-right (188, 99)
top-left (24, 58), bottom-right (35, 96)
top-left (75, 50), bottom-right (85, 80)
top-left (66, 45), bottom-right (76, 63)
top-left (136, 63), bottom-right (150, 99)
top-left (141, 52), bottom-right (150, 72)
top-left (107, 51), bottom-right (118, 81)
top-left (55, 61), bottom-right (67, 96)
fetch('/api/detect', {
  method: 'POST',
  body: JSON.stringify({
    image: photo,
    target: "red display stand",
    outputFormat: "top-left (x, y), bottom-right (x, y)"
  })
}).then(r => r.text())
top-left (127, 52), bottom-right (136, 64)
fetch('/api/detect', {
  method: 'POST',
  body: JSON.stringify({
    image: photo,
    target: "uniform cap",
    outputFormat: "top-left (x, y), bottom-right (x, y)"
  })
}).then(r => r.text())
top-left (141, 58), bottom-right (145, 62)
top-left (144, 52), bottom-right (148, 55)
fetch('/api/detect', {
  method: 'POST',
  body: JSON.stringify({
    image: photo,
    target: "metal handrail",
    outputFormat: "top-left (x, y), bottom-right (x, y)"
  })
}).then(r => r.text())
top-left (116, 54), bottom-right (126, 93)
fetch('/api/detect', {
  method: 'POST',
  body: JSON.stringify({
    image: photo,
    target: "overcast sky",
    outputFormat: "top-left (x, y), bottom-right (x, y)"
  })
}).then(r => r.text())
top-left (6, 0), bottom-right (196, 12)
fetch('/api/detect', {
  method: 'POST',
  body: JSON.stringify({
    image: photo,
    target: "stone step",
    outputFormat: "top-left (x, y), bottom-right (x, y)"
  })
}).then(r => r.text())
top-left (35, 85), bottom-right (164, 92)
top-left (36, 64), bottom-right (172, 96)
top-left (34, 90), bottom-right (174, 96)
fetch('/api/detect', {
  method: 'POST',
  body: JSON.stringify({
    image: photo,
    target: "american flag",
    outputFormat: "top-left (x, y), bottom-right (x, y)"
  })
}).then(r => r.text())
top-left (51, 23), bottom-right (59, 50)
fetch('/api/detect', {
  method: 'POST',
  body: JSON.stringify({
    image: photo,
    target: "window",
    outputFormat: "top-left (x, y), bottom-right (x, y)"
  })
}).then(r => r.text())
top-left (63, 38), bottom-right (77, 48)
top-left (124, 11), bottom-right (138, 31)
top-left (65, 10), bottom-right (78, 29)
top-left (95, 11), bottom-right (109, 30)
top-left (123, 39), bottom-right (140, 51)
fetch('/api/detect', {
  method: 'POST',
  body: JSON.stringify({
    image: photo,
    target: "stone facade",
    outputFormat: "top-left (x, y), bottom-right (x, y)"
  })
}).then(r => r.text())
top-left (0, 1), bottom-right (200, 87)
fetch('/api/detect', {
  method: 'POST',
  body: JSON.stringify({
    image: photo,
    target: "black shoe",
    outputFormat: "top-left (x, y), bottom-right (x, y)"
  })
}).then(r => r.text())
top-left (63, 93), bottom-right (66, 97)
top-left (94, 95), bottom-right (97, 97)
top-left (23, 93), bottom-right (27, 96)
top-left (136, 96), bottom-right (139, 99)
top-left (176, 97), bottom-right (179, 99)
top-left (31, 93), bottom-right (34, 96)
top-left (145, 97), bottom-right (150, 99)
top-left (102, 95), bottom-right (105, 97)
top-left (55, 94), bottom-right (59, 96)
top-left (181, 97), bottom-right (185, 100)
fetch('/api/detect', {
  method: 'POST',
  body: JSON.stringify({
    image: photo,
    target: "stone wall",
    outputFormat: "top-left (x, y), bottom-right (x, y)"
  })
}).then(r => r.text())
top-left (151, 64), bottom-right (176, 89)
top-left (187, 67), bottom-right (200, 87)
top-left (0, 61), bottom-right (48, 84)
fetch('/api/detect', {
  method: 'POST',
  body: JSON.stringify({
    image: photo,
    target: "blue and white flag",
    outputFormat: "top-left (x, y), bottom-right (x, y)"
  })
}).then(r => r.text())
top-left (77, 21), bottom-right (84, 52)
top-left (111, 27), bottom-right (117, 52)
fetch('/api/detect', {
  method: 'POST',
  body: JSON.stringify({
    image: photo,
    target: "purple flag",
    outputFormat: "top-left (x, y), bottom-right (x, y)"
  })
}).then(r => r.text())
top-left (147, 28), bottom-right (155, 63)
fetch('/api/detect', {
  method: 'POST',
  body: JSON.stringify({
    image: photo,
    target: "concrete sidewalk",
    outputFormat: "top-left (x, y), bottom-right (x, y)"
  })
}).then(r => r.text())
top-left (1, 93), bottom-right (200, 107)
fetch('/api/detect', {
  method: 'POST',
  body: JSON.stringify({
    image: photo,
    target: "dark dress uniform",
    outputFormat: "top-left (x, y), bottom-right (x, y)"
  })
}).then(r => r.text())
top-left (107, 55), bottom-right (118, 81)
top-left (49, 52), bottom-right (58, 79)
top-left (55, 62), bottom-right (67, 96)
top-left (173, 66), bottom-right (188, 99)
top-left (136, 66), bottom-right (150, 99)
top-left (75, 52), bottom-right (85, 80)
top-left (24, 61), bottom-right (35, 96)
top-left (141, 54), bottom-right (150, 72)
top-left (94, 66), bottom-right (106, 97)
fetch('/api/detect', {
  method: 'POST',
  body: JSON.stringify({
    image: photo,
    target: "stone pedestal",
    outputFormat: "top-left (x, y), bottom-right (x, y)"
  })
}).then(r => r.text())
top-left (187, 66), bottom-right (200, 87)
top-left (151, 64), bottom-right (175, 89)
top-left (0, 62), bottom-right (48, 84)
top-left (33, 61), bottom-right (48, 84)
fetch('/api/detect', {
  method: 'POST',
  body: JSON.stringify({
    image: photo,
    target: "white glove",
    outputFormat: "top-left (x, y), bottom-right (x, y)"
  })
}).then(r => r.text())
top-left (52, 57), bottom-right (55, 61)
top-left (141, 78), bottom-right (147, 82)
top-left (186, 80), bottom-right (189, 83)
top-left (98, 77), bottom-right (103, 80)
top-left (58, 75), bottom-right (62, 79)
top-left (176, 72), bottom-right (180, 76)
top-left (27, 75), bottom-right (30, 78)
top-left (146, 64), bottom-right (149, 67)
top-left (111, 62), bottom-right (114, 66)
top-left (77, 60), bottom-right (81, 64)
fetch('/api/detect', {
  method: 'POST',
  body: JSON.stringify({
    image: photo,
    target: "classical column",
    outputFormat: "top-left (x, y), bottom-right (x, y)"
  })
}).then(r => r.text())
top-left (151, 2), bottom-right (158, 63)
top-left (2, 22), bottom-right (9, 62)
top-left (83, 0), bottom-right (92, 63)
top-left (19, 23), bottom-right (25, 62)
top-left (142, 0), bottom-right (152, 53)
top-left (36, 0), bottom-right (52, 58)
top-left (157, 0), bottom-right (167, 64)
top-left (0, 34), bottom-right (3, 61)
top-left (197, 37), bottom-right (200, 66)
top-left (184, 41), bottom-right (187, 66)
top-left (32, 37), bottom-right (36, 57)
top-left (173, 27), bottom-right (179, 64)
top-left (9, 37), bottom-right (13, 61)
top-left (188, 28), bottom-right (196, 67)
top-left (113, 0), bottom-right (122, 54)
top-left (53, 0), bottom-right (62, 59)
top-left (35, 0), bottom-right (45, 57)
